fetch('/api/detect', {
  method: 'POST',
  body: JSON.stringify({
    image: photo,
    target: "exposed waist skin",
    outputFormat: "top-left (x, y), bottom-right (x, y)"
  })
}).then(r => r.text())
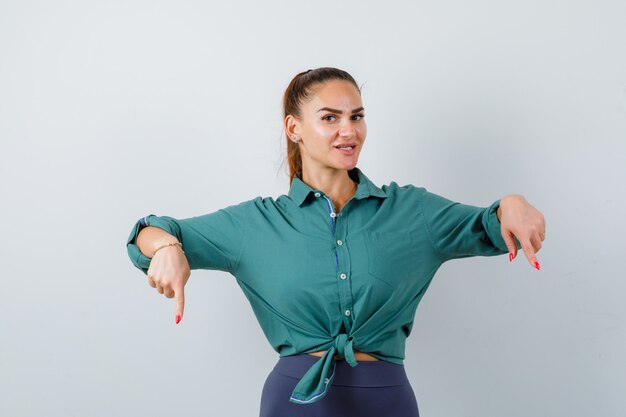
top-left (307, 350), bottom-right (380, 361)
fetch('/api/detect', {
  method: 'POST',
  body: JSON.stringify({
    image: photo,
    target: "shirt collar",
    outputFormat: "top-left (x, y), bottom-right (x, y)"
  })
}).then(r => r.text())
top-left (288, 167), bottom-right (387, 207)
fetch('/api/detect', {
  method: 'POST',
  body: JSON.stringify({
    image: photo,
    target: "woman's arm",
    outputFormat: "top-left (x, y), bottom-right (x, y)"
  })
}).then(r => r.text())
top-left (129, 221), bottom-right (191, 325)
top-left (125, 199), bottom-right (252, 325)
top-left (417, 187), bottom-right (545, 269)
top-left (496, 194), bottom-right (546, 269)
top-left (136, 225), bottom-right (181, 259)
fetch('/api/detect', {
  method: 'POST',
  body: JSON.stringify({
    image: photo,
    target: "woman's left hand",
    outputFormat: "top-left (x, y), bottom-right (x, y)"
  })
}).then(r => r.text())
top-left (496, 194), bottom-right (546, 270)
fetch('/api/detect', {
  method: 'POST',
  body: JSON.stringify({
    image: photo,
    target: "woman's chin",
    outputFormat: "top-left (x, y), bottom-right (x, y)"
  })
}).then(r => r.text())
top-left (335, 154), bottom-right (360, 169)
top-left (338, 159), bottom-right (358, 170)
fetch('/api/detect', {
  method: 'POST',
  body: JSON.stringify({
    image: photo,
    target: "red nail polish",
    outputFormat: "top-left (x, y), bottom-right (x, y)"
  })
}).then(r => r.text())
top-left (176, 315), bottom-right (181, 324)
top-left (509, 253), bottom-right (514, 262)
top-left (534, 261), bottom-right (541, 270)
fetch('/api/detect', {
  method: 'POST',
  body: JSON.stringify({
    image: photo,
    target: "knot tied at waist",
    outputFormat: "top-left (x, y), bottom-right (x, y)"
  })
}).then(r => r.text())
top-left (333, 333), bottom-right (358, 366)
top-left (289, 333), bottom-right (359, 404)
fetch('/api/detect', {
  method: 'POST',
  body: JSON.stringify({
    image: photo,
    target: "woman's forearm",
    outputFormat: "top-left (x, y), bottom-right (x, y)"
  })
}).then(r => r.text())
top-left (136, 226), bottom-right (180, 259)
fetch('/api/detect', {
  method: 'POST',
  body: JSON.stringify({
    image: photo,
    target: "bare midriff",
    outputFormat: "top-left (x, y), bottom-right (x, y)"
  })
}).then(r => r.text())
top-left (307, 350), bottom-right (380, 361)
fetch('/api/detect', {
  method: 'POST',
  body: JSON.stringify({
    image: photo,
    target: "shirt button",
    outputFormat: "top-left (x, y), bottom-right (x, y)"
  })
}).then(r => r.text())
top-left (345, 309), bottom-right (351, 316)
top-left (340, 273), bottom-right (347, 280)
top-left (330, 212), bottom-right (337, 218)
top-left (314, 192), bottom-right (321, 197)
top-left (336, 239), bottom-right (343, 246)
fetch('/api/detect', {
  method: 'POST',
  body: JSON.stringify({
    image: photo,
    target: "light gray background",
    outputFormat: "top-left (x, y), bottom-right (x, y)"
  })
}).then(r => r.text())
top-left (1, 1), bottom-right (624, 416)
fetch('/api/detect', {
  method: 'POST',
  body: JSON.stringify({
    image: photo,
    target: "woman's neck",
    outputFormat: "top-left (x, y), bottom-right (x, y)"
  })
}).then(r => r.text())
top-left (301, 166), bottom-right (357, 213)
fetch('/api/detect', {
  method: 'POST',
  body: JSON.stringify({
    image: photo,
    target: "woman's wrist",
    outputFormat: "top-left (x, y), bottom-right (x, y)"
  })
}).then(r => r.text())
top-left (152, 241), bottom-right (184, 258)
top-left (497, 194), bottom-right (527, 221)
top-left (137, 226), bottom-right (181, 259)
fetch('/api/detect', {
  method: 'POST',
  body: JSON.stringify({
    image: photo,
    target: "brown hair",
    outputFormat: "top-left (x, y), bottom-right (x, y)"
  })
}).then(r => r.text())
top-left (282, 67), bottom-right (361, 186)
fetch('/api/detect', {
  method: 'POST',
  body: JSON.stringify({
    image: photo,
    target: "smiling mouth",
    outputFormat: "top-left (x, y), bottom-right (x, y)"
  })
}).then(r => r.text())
top-left (334, 145), bottom-right (356, 150)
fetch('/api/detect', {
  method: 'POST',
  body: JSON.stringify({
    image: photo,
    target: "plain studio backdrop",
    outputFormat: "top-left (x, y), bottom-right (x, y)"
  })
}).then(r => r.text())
top-left (1, 1), bottom-right (624, 416)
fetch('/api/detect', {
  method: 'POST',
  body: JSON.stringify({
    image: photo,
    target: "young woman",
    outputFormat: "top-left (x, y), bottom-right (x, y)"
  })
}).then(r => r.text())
top-left (126, 67), bottom-right (545, 417)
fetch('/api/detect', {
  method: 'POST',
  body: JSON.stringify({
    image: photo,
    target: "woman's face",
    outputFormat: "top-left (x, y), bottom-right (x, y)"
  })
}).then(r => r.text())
top-left (288, 79), bottom-right (367, 173)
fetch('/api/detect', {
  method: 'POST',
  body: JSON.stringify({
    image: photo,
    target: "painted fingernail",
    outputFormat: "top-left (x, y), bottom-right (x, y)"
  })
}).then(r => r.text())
top-left (176, 315), bottom-right (181, 324)
top-left (509, 253), bottom-right (514, 262)
top-left (534, 261), bottom-right (541, 271)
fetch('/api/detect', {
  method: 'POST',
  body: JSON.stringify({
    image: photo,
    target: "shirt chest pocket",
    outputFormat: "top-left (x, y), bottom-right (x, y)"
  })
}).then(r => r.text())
top-left (363, 230), bottom-right (421, 287)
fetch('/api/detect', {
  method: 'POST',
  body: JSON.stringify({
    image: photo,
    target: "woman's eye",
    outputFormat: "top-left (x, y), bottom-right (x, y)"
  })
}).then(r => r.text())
top-left (322, 114), bottom-right (336, 122)
top-left (352, 113), bottom-right (365, 121)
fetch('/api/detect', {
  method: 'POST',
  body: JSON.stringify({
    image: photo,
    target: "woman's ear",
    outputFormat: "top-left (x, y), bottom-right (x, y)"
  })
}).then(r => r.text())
top-left (285, 115), bottom-right (300, 140)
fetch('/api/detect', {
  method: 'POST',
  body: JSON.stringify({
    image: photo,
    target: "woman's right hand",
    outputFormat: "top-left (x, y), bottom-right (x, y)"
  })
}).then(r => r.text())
top-left (146, 245), bottom-right (191, 324)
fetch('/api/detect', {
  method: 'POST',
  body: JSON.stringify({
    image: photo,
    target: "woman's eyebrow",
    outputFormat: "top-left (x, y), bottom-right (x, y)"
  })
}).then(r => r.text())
top-left (317, 106), bottom-right (365, 114)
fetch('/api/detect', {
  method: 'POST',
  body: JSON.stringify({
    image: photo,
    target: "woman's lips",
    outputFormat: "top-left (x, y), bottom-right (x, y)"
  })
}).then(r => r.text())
top-left (335, 145), bottom-right (356, 155)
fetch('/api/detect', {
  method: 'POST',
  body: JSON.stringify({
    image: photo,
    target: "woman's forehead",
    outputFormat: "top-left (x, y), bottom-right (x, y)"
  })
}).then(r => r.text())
top-left (304, 80), bottom-right (362, 109)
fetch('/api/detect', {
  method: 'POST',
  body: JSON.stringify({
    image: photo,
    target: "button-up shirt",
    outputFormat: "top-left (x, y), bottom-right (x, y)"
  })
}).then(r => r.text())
top-left (126, 167), bottom-right (510, 404)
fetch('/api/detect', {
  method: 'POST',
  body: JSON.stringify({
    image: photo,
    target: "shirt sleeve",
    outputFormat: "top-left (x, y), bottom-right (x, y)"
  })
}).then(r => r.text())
top-left (418, 188), bottom-right (518, 261)
top-left (125, 200), bottom-right (250, 275)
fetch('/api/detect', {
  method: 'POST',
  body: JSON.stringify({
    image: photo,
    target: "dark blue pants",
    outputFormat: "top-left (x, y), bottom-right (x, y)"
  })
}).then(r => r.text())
top-left (259, 353), bottom-right (420, 417)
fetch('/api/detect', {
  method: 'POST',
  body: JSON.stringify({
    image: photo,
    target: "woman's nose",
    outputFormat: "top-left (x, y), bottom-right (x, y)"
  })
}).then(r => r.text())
top-left (338, 120), bottom-right (356, 137)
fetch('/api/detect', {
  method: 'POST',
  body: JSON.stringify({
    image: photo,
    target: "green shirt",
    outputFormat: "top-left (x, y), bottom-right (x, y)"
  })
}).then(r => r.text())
top-left (126, 167), bottom-right (510, 404)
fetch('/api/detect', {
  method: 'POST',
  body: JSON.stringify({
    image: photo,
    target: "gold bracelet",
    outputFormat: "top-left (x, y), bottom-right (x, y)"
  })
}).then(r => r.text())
top-left (152, 241), bottom-right (185, 258)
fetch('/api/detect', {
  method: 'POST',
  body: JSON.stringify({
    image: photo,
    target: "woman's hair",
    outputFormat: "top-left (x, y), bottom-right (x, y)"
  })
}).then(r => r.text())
top-left (283, 67), bottom-right (361, 185)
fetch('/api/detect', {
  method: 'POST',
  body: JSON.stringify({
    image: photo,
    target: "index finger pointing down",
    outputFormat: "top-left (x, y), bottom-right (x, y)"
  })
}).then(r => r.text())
top-left (174, 285), bottom-right (185, 324)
